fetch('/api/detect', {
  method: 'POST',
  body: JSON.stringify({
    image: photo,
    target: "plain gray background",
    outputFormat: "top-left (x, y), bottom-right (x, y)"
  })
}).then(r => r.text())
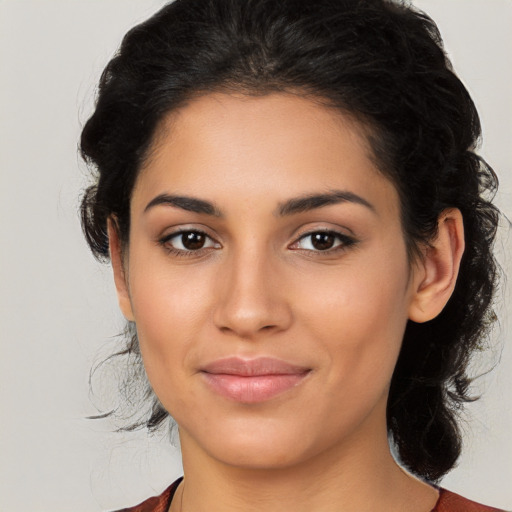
top-left (1, 1), bottom-right (511, 510)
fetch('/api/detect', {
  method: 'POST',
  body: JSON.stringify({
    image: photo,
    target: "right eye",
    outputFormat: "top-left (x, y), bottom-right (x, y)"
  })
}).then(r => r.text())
top-left (160, 230), bottom-right (220, 255)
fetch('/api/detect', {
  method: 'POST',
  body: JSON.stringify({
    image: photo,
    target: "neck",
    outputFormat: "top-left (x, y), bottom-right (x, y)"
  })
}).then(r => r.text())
top-left (172, 407), bottom-right (438, 512)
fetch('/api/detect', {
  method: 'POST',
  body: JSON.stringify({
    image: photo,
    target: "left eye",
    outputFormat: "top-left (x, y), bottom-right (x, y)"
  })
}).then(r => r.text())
top-left (293, 231), bottom-right (354, 251)
top-left (163, 230), bottom-right (219, 251)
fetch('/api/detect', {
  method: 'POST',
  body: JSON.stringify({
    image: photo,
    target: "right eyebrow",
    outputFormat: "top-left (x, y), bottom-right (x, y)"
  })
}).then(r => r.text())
top-left (144, 194), bottom-right (223, 217)
top-left (277, 189), bottom-right (376, 217)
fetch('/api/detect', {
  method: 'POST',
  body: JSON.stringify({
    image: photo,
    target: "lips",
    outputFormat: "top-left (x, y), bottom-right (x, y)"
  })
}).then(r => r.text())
top-left (200, 357), bottom-right (311, 403)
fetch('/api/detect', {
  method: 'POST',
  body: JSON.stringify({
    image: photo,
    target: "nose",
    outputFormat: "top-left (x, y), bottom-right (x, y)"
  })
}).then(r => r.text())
top-left (213, 248), bottom-right (293, 339)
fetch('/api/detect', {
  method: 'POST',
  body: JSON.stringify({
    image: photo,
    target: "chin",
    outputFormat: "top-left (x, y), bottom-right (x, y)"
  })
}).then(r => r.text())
top-left (182, 414), bottom-right (316, 469)
top-left (212, 439), bottom-right (309, 470)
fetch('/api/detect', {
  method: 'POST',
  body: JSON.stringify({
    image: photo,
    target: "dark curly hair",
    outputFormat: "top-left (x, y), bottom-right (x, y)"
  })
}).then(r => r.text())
top-left (80, 0), bottom-right (500, 483)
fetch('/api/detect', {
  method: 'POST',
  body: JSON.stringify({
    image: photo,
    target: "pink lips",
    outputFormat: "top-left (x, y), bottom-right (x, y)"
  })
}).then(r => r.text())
top-left (200, 357), bottom-right (310, 403)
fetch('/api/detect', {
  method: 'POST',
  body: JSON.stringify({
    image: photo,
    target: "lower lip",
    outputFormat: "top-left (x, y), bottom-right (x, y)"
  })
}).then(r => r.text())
top-left (202, 372), bottom-right (309, 403)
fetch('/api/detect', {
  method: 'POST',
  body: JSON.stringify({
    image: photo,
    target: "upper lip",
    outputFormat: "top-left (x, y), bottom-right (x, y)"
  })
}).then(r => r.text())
top-left (201, 357), bottom-right (310, 376)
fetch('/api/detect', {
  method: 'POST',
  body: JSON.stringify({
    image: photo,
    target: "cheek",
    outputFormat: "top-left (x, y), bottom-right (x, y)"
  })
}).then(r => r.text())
top-left (126, 248), bottom-right (216, 381)
top-left (126, 230), bottom-right (411, 425)
top-left (295, 245), bottom-right (411, 383)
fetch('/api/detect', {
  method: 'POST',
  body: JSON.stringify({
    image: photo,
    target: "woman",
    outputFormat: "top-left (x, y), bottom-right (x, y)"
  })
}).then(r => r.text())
top-left (80, 0), bottom-right (505, 510)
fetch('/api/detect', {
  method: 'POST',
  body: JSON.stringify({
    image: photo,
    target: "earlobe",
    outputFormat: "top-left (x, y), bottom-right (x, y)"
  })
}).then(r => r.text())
top-left (107, 218), bottom-right (135, 322)
top-left (408, 208), bottom-right (465, 323)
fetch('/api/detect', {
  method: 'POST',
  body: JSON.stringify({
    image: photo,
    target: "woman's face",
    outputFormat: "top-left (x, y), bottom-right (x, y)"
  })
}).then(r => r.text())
top-left (117, 92), bottom-right (422, 470)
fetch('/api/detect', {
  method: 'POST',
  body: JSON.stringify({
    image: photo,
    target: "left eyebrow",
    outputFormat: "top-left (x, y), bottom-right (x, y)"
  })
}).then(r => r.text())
top-left (276, 189), bottom-right (376, 216)
top-left (144, 194), bottom-right (223, 217)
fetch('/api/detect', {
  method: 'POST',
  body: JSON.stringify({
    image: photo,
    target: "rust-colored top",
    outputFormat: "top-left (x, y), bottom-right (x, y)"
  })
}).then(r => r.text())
top-left (115, 478), bottom-right (506, 512)
top-left (433, 488), bottom-right (506, 512)
top-left (114, 479), bottom-right (180, 512)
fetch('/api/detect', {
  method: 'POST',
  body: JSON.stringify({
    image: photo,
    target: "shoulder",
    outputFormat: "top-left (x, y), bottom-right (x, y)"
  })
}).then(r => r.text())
top-left (112, 477), bottom-right (182, 512)
top-left (111, 480), bottom-right (509, 512)
top-left (434, 488), bottom-right (508, 512)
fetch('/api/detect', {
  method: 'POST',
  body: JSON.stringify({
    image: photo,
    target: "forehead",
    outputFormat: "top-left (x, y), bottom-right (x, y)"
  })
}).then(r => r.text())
top-left (146, 92), bottom-right (373, 168)
top-left (132, 92), bottom-right (399, 220)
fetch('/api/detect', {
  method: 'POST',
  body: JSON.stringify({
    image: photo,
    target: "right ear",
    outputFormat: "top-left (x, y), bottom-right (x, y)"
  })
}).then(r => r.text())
top-left (107, 218), bottom-right (135, 321)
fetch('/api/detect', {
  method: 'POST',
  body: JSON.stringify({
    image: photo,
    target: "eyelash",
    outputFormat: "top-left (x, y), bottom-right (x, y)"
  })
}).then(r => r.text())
top-left (159, 229), bottom-right (219, 258)
top-left (158, 229), bottom-right (357, 258)
top-left (291, 230), bottom-right (357, 254)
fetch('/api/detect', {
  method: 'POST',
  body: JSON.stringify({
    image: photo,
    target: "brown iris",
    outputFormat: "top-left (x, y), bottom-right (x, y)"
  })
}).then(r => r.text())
top-left (181, 231), bottom-right (206, 250)
top-left (310, 232), bottom-right (336, 251)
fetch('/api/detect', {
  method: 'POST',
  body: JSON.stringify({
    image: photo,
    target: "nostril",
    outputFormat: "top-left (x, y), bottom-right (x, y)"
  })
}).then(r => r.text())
top-left (212, 284), bottom-right (293, 337)
top-left (219, 324), bottom-right (276, 334)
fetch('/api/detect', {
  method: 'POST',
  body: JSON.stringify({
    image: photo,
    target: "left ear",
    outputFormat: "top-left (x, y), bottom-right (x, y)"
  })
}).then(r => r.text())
top-left (408, 208), bottom-right (465, 323)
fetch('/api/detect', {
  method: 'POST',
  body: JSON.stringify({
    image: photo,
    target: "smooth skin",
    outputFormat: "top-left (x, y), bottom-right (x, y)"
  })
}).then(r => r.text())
top-left (109, 93), bottom-right (464, 512)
